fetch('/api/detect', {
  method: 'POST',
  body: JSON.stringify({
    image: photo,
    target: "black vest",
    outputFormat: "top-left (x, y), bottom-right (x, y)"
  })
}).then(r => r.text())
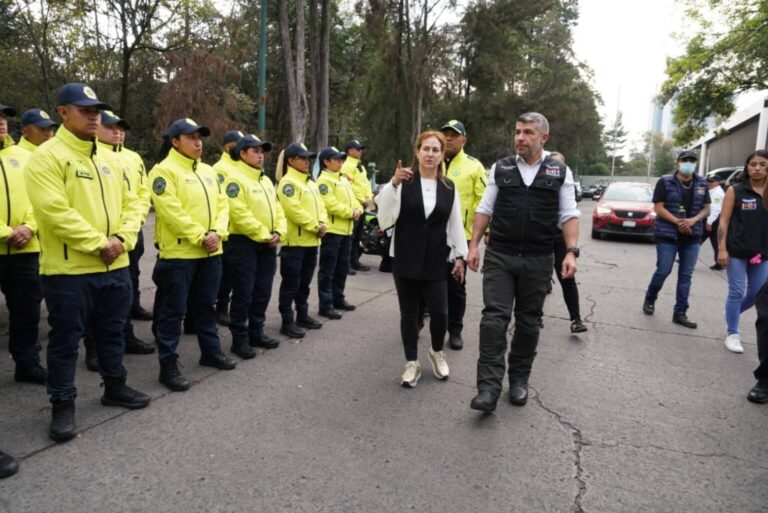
top-left (393, 173), bottom-right (455, 281)
top-left (488, 156), bottom-right (566, 256)
top-left (727, 182), bottom-right (768, 258)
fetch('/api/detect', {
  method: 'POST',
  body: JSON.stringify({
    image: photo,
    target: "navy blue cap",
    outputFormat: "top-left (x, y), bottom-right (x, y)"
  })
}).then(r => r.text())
top-left (231, 134), bottom-right (272, 160)
top-left (222, 130), bottom-right (244, 145)
top-left (677, 150), bottom-right (698, 161)
top-left (100, 110), bottom-right (130, 130)
top-left (318, 146), bottom-right (346, 163)
top-left (344, 139), bottom-right (365, 151)
top-left (0, 103), bottom-right (17, 117)
top-left (56, 83), bottom-right (111, 109)
top-left (440, 119), bottom-right (466, 136)
top-left (167, 118), bottom-right (211, 138)
top-left (21, 109), bottom-right (58, 128)
top-left (284, 142), bottom-right (316, 159)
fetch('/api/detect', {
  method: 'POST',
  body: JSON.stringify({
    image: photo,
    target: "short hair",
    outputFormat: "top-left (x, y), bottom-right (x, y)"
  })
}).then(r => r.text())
top-left (517, 112), bottom-right (549, 134)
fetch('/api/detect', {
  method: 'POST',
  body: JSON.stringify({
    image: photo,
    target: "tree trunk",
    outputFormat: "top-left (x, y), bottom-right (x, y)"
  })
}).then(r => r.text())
top-left (308, 0), bottom-right (319, 147)
top-left (279, 0), bottom-right (308, 142)
top-left (316, 0), bottom-right (331, 149)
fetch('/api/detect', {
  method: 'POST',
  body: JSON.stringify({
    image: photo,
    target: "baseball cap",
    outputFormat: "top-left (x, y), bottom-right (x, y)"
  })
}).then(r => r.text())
top-left (222, 130), bottom-right (245, 145)
top-left (0, 103), bottom-right (17, 117)
top-left (706, 175), bottom-right (721, 182)
top-left (344, 139), bottom-right (365, 151)
top-left (440, 120), bottom-right (466, 136)
top-left (167, 118), bottom-right (211, 138)
top-left (21, 109), bottom-right (58, 128)
top-left (56, 83), bottom-right (111, 109)
top-left (677, 150), bottom-right (698, 161)
top-left (284, 142), bottom-right (316, 159)
top-left (100, 110), bottom-right (130, 130)
top-left (230, 134), bottom-right (272, 160)
top-left (318, 146), bottom-right (346, 163)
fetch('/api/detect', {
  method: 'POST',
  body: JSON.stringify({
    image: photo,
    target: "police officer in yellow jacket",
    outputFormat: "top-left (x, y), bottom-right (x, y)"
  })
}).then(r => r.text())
top-left (341, 139), bottom-right (374, 272)
top-left (24, 84), bottom-right (149, 443)
top-left (439, 120), bottom-right (486, 350)
top-left (277, 142), bottom-right (328, 338)
top-left (225, 134), bottom-right (286, 356)
top-left (316, 147), bottom-right (363, 319)
top-left (0, 103), bottom-right (46, 385)
top-left (211, 130), bottom-right (244, 326)
top-left (19, 108), bottom-right (58, 152)
top-left (150, 118), bottom-right (236, 392)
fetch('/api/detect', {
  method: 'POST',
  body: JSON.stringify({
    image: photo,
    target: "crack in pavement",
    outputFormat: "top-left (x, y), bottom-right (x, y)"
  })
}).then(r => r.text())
top-left (529, 386), bottom-right (587, 513)
top-left (583, 294), bottom-right (597, 324)
top-left (590, 259), bottom-right (618, 269)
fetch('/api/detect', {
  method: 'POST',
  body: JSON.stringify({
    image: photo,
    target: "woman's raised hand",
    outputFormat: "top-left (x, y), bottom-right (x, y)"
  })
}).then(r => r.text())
top-left (392, 160), bottom-right (413, 186)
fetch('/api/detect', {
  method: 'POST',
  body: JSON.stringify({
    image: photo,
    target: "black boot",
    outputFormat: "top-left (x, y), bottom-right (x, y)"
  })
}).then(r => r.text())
top-left (297, 314), bottom-right (322, 330)
top-left (0, 450), bottom-right (18, 479)
top-left (250, 330), bottom-right (280, 349)
top-left (101, 377), bottom-right (151, 409)
top-left (124, 324), bottom-right (156, 354)
top-left (14, 363), bottom-right (47, 385)
top-left (448, 332), bottom-right (464, 350)
top-left (49, 400), bottom-right (76, 442)
top-left (159, 358), bottom-right (190, 392)
top-left (231, 341), bottom-right (256, 360)
top-left (130, 305), bottom-right (153, 321)
top-left (280, 321), bottom-right (306, 339)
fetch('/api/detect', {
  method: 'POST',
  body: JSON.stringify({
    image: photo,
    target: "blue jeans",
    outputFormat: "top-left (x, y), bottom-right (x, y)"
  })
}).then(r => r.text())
top-left (318, 233), bottom-right (351, 311)
top-left (152, 257), bottom-right (223, 363)
top-left (226, 235), bottom-right (277, 343)
top-left (42, 269), bottom-right (131, 402)
top-left (278, 246), bottom-right (318, 322)
top-left (725, 258), bottom-right (768, 334)
top-left (645, 242), bottom-right (700, 314)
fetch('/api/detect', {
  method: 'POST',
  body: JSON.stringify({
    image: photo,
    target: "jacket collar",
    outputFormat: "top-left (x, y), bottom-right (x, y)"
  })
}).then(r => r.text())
top-left (218, 152), bottom-right (235, 166)
top-left (235, 159), bottom-right (263, 179)
top-left (57, 125), bottom-right (98, 157)
top-left (345, 156), bottom-right (360, 167)
top-left (0, 134), bottom-right (14, 152)
top-left (96, 139), bottom-right (119, 153)
top-left (320, 169), bottom-right (340, 180)
top-left (167, 147), bottom-right (199, 169)
top-left (18, 137), bottom-right (38, 152)
top-left (286, 166), bottom-right (310, 182)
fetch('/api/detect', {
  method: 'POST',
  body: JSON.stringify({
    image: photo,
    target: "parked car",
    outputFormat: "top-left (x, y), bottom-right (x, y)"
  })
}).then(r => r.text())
top-left (706, 166), bottom-right (742, 190)
top-left (591, 185), bottom-right (607, 201)
top-left (591, 182), bottom-right (656, 241)
top-left (582, 184), bottom-right (599, 199)
top-left (574, 182), bottom-right (583, 202)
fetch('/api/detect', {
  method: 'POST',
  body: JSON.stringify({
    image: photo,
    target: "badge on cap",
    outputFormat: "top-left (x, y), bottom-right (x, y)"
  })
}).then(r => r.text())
top-left (40, 111), bottom-right (50, 119)
top-left (186, 118), bottom-right (198, 126)
top-left (83, 86), bottom-right (97, 99)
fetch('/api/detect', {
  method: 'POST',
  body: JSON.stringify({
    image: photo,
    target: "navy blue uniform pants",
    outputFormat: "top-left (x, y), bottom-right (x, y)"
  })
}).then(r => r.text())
top-left (42, 269), bottom-right (131, 402)
top-left (217, 240), bottom-right (232, 312)
top-left (279, 246), bottom-right (317, 322)
top-left (128, 228), bottom-right (144, 310)
top-left (0, 253), bottom-right (42, 367)
top-left (318, 233), bottom-right (351, 311)
top-left (753, 283), bottom-right (768, 386)
top-left (227, 235), bottom-right (277, 344)
top-left (152, 257), bottom-right (223, 364)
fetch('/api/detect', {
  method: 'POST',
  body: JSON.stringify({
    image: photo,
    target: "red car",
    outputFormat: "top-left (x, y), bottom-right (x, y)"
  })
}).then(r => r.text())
top-left (591, 182), bottom-right (656, 240)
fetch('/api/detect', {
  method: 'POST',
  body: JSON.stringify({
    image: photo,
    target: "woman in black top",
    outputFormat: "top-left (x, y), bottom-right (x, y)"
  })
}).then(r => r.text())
top-left (717, 149), bottom-right (768, 354)
top-left (376, 130), bottom-right (468, 388)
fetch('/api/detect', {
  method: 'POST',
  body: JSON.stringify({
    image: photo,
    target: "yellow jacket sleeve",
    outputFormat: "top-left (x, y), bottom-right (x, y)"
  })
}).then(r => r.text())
top-left (228, 178), bottom-right (271, 242)
top-left (320, 183), bottom-right (354, 219)
top-left (213, 180), bottom-right (229, 239)
top-left (278, 185), bottom-right (320, 234)
top-left (150, 166), bottom-right (207, 246)
top-left (0, 220), bottom-right (12, 239)
top-left (22, 204), bottom-right (38, 235)
top-left (359, 170), bottom-right (373, 201)
top-left (473, 163), bottom-right (487, 212)
top-left (137, 168), bottom-right (152, 225)
top-left (24, 153), bottom-right (108, 254)
top-left (114, 170), bottom-right (140, 251)
top-left (275, 200), bottom-right (287, 236)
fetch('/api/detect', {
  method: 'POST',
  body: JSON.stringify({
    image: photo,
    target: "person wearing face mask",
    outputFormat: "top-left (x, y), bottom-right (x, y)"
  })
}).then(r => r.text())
top-left (150, 118), bottom-right (236, 392)
top-left (643, 150), bottom-right (710, 329)
top-left (224, 134), bottom-right (286, 356)
top-left (18, 108), bottom-right (58, 152)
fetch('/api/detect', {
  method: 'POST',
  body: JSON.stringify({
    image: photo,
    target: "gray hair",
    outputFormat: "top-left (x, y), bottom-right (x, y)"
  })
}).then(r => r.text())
top-left (517, 112), bottom-right (549, 134)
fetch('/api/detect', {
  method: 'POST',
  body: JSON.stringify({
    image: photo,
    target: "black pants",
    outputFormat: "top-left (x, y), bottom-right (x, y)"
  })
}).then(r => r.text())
top-left (701, 218), bottom-right (719, 264)
top-left (217, 240), bottom-right (232, 312)
top-left (279, 246), bottom-right (318, 322)
top-left (128, 228), bottom-right (144, 310)
top-left (477, 248), bottom-right (552, 395)
top-left (554, 234), bottom-right (581, 321)
top-left (0, 253), bottom-right (42, 366)
top-left (753, 283), bottom-right (768, 386)
top-left (318, 233), bottom-right (351, 311)
top-left (393, 274), bottom-right (447, 361)
top-left (350, 217), bottom-right (364, 264)
top-left (227, 235), bottom-right (277, 344)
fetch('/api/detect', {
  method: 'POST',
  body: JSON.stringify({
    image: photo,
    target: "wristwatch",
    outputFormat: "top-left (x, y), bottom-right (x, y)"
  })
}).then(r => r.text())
top-left (566, 247), bottom-right (580, 258)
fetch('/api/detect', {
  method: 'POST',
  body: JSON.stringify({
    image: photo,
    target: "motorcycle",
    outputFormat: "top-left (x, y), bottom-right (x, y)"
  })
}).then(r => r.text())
top-left (359, 210), bottom-right (391, 256)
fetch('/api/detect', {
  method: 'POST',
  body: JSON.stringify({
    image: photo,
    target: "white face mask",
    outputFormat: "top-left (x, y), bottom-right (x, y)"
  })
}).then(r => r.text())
top-left (678, 162), bottom-right (697, 176)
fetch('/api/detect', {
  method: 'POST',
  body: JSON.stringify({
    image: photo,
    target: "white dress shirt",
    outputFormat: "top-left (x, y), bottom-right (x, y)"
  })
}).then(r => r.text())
top-left (707, 186), bottom-right (725, 225)
top-left (476, 151), bottom-right (582, 226)
top-left (376, 179), bottom-right (469, 260)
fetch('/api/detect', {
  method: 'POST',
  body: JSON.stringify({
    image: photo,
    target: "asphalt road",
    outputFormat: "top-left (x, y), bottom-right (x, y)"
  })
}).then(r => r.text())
top-left (1, 201), bottom-right (767, 513)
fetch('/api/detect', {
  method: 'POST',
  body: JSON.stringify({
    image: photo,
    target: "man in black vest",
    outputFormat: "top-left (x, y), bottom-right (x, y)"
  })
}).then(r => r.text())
top-left (467, 112), bottom-right (581, 412)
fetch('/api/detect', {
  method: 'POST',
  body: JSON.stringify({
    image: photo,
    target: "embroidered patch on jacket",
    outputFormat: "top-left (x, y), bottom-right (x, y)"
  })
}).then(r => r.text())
top-left (101, 165), bottom-right (111, 176)
top-left (226, 183), bottom-right (240, 198)
top-left (282, 184), bottom-right (295, 197)
top-left (204, 176), bottom-right (214, 186)
top-left (153, 177), bottom-right (167, 195)
top-left (75, 169), bottom-right (93, 179)
top-left (545, 165), bottom-right (560, 177)
top-left (696, 187), bottom-right (706, 195)
top-left (8, 158), bottom-right (19, 168)
top-left (742, 198), bottom-right (758, 210)
top-left (319, 184), bottom-right (329, 195)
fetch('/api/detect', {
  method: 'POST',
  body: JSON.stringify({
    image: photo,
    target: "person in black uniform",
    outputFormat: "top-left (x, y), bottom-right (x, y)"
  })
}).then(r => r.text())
top-left (467, 113), bottom-right (581, 412)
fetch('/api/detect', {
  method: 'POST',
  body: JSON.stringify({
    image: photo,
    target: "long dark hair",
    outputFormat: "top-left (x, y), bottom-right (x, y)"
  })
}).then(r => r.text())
top-left (410, 130), bottom-right (452, 188)
top-left (157, 134), bottom-right (173, 161)
top-left (744, 149), bottom-right (768, 181)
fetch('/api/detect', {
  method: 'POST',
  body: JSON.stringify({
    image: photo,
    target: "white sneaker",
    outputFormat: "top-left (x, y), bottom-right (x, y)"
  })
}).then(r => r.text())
top-left (427, 348), bottom-right (450, 379)
top-left (724, 334), bottom-right (744, 354)
top-left (400, 361), bottom-right (422, 387)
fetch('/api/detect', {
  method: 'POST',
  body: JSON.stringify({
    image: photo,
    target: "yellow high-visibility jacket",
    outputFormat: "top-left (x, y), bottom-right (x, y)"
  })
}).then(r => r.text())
top-left (277, 166), bottom-right (327, 247)
top-left (226, 159), bottom-right (287, 243)
top-left (213, 152), bottom-right (237, 186)
top-left (340, 156), bottom-right (373, 205)
top-left (317, 169), bottom-right (362, 236)
top-left (24, 126), bottom-right (140, 275)
top-left (0, 136), bottom-right (39, 255)
top-left (150, 148), bottom-right (229, 259)
top-left (445, 149), bottom-right (486, 240)
top-left (17, 137), bottom-right (38, 153)
top-left (96, 141), bottom-right (151, 225)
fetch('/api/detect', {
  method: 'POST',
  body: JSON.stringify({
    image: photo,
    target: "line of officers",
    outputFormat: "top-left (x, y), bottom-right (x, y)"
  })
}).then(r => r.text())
top-left (0, 83), bottom-right (487, 454)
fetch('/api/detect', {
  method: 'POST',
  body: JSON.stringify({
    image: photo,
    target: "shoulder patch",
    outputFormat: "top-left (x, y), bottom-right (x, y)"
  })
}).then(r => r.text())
top-left (319, 183), bottom-right (329, 194)
top-left (152, 176), bottom-right (167, 195)
top-left (226, 182), bottom-right (240, 198)
top-left (282, 183), bottom-right (295, 197)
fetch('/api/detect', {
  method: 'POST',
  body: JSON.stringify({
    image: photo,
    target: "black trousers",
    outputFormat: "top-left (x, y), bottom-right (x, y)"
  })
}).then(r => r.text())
top-left (477, 248), bottom-right (552, 395)
top-left (0, 253), bottom-right (42, 366)
top-left (393, 274), bottom-right (446, 361)
top-left (350, 217), bottom-right (364, 264)
top-left (217, 240), bottom-right (233, 312)
top-left (128, 228), bottom-right (145, 310)
top-left (278, 246), bottom-right (318, 322)
top-left (553, 234), bottom-right (581, 321)
top-left (700, 218), bottom-right (719, 264)
top-left (753, 283), bottom-right (768, 386)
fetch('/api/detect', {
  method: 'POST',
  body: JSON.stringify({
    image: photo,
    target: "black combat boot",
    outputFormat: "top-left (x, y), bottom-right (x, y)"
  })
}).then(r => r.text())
top-left (49, 400), bottom-right (76, 442)
top-left (101, 376), bottom-right (151, 409)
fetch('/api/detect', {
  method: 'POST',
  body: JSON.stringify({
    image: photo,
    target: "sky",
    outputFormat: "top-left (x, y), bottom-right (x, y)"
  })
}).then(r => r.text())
top-left (571, 0), bottom-right (688, 151)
